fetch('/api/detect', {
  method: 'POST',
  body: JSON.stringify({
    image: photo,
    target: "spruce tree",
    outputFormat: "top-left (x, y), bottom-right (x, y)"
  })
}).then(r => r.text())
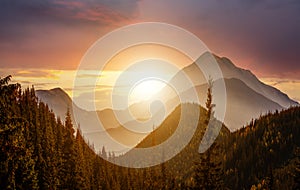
top-left (74, 127), bottom-right (89, 189)
top-left (0, 76), bottom-right (38, 189)
top-left (61, 108), bottom-right (76, 189)
top-left (194, 78), bottom-right (224, 189)
top-left (294, 148), bottom-right (300, 190)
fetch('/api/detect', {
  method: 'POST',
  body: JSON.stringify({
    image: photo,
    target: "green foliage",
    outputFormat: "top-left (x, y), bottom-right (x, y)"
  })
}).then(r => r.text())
top-left (194, 143), bottom-right (224, 190)
top-left (0, 76), bottom-right (102, 189)
top-left (0, 76), bottom-right (38, 189)
top-left (224, 107), bottom-right (300, 189)
top-left (293, 148), bottom-right (300, 189)
top-left (1, 75), bottom-right (300, 190)
top-left (193, 80), bottom-right (224, 190)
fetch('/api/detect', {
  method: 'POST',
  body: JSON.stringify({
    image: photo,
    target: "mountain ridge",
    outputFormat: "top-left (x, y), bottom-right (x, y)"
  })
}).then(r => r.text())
top-left (35, 52), bottom-right (298, 152)
top-left (181, 78), bottom-right (284, 130)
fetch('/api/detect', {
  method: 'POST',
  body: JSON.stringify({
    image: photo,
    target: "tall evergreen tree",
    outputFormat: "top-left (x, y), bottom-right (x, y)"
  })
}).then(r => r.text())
top-left (294, 148), bottom-right (300, 190)
top-left (0, 76), bottom-right (38, 189)
top-left (205, 78), bottom-right (214, 125)
top-left (74, 127), bottom-right (90, 189)
top-left (194, 78), bottom-right (224, 189)
top-left (61, 108), bottom-right (76, 189)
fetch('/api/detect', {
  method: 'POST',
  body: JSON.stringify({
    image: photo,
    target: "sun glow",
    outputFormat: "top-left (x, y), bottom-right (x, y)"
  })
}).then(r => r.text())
top-left (129, 79), bottom-right (166, 104)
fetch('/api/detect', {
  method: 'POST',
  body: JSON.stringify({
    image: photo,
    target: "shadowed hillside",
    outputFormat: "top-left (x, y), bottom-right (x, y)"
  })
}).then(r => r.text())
top-left (2, 76), bottom-right (300, 189)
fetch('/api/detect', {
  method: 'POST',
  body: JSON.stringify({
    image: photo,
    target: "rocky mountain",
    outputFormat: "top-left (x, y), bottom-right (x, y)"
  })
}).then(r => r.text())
top-left (185, 53), bottom-right (297, 108)
top-left (36, 52), bottom-right (298, 152)
top-left (154, 52), bottom-right (298, 130)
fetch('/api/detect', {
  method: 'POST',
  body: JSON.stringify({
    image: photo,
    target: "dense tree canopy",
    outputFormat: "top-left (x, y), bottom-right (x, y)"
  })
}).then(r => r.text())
top-left (1, 75), bottom-right (300, 189)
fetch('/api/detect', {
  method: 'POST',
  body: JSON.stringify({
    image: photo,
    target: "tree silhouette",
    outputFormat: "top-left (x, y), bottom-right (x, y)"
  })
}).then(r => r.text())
top-left (1, 75), bottom-right (300, 189)
top-left (194, 78), bottom-right (224, 189)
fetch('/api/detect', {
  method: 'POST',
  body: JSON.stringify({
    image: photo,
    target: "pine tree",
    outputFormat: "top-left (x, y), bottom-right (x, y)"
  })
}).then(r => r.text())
top-left (0, 76), bottom-right (38, 189)
top-left (74, 127), bottom-right (89, 189)
top-left (194, 78), bottom-right (224, 189)
top-left (294, 148), bottom-right (300, 190)
top-left (205, 78), bottom-right (214, 125)
top-left (54, 117), bottom-right (65, 187)
top-left (1, 76), bottom-right (109, 189)
top-left (101, 146), bottom-right (107, 160)
top-left (61, 108), bottom-right (76, 189)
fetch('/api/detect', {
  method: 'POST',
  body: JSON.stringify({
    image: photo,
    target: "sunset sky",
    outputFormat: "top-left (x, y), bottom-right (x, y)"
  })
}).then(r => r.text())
top-left (0, 0), bottom-right (299, 105)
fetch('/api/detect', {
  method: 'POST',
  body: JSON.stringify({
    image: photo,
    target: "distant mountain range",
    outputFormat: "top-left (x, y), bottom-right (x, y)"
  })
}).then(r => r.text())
top-left (160, 52), bottom-right (298, 130)
top-left (36, 88), bottom-right (147, 153)
top-left (36, 52), bottom-right (298, 153)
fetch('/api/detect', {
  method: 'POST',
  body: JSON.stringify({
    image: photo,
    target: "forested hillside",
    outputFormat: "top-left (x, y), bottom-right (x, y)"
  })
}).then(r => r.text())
top-left (224, 106), bottom-right (300, 189)
top-left (1, 75), bottom-right (300, 189)
top-left (0, 76), bottom-right (106, 189)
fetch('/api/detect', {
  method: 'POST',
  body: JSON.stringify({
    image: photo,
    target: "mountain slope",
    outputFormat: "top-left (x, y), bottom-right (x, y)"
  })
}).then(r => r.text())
top-left (35, 88), bottom-right (74, 120)
top-left (36, 52), bottom-right (299, 152)
top-left (159, 52), bottom-right (298, 130)
top-left (118, 103), bottom-right (230, 172)
top-left (36, 88), bottom-right (150, 153)
top-left (178, 78), bottom-right (284, 130)
top-left (224, 106), bottom-right (300, 189)
top-left (181, 52), bottom-right (298, 108)
top-left (123, 104), bottom-right (300, 189)
top-left (36, 88), bottom-right (102, 133)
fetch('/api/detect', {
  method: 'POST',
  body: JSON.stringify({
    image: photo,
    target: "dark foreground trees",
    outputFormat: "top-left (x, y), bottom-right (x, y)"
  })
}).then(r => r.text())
top-left (193, 78), bottom-right (224, 189)
top-left (1, 75), bottom-right (300, 189)
top-left (0, 76), bottom-right (103, 189)
top-left (0, 76), bottom-right (38, 189)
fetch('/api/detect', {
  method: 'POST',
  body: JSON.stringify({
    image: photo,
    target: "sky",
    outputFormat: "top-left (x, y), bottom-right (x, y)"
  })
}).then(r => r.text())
top-left (0, 0), bottom-right (300, 105)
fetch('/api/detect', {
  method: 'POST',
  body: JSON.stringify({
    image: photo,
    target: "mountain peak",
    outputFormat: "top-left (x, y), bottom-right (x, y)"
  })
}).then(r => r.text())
top-left (188, 52), bottom-right (297, 108)
top-left (49, 87), bottom-right (69, 95)
top-left (36, 88), bottom-right (74, 121)
top-left (50, 87), bottom-right (65, 92)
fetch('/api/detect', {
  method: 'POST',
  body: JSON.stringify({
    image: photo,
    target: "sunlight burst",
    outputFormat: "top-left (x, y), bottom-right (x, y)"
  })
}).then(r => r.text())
top-left (129, 79), bottom-right (166, 103)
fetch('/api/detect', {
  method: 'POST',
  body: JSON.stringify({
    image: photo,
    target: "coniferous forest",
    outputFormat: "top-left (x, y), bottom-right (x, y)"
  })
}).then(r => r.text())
top-left (1, 75), bottom-right (300, 189)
